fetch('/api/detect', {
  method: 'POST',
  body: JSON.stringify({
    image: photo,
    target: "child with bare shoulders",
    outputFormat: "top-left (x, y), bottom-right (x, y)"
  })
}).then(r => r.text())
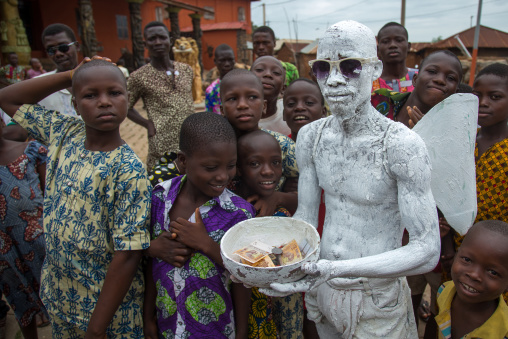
top-left (236, 129), bottom-right (303, 338)
top-left (434, 220), bottom-right (508, 338)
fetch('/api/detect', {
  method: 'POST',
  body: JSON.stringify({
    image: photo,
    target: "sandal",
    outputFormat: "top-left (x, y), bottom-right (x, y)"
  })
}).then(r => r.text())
top-left (418, 300), bottom-right (431, 322)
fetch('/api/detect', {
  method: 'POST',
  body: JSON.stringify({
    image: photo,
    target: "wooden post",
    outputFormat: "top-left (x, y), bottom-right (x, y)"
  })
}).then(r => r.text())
top-left (166, 6), bottom-right (181, 43)
top-left (127, 0), bottom-right (144, 69)
top-left (78, 0), bottom-right (99, 57)
top-left (469, 0), bottom-right (483, 86)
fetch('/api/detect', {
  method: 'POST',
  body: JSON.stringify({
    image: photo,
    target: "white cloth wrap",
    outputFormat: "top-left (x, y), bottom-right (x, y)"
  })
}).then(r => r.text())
top-left (305, 277), bottom-right (417, 338)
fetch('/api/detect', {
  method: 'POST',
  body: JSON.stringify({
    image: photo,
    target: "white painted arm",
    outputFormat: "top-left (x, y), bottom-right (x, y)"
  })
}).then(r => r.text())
top-left (292, 124), bottom-right (322, 228)
top-left (264, 130), bottom-right (440, 295)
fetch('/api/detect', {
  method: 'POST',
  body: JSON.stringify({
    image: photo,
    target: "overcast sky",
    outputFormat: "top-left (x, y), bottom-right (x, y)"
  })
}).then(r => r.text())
top-left (251, 0), bottom-right (508, 43)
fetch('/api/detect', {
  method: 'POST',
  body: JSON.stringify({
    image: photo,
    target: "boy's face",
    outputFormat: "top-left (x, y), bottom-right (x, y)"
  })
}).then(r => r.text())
top-left (180, 142), bottom-right (237, 199)
top-left (238, 134), bottom-right (282, 198)
top-left (253, 32), bottom-right (275, 57)
top-left (215, 49), bottom-right (235, 79)
top-left (283, 81), bottom-right (326, 135)
top-left (72, 67), bottom-right (128, 133)
top-left (43, 32), bottom-right (79, 72)
top-left (251, 56), bottom-right (285, 100)
top-left (377, 26), bottom-right (410, 64)
top-left (473, 74), bottom-right (508, 128)
top-left (451, 227), bottom-right (508, 305)
top-left (221, 74), bottom-right (266, 133)
top-left (144, 26), bottom-right (171, 58)
top-left (412, 53), bottom-right (461, 108)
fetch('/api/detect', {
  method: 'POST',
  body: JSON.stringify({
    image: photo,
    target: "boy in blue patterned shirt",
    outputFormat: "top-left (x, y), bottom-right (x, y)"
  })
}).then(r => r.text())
top-left (0, 58), bottom-right (151, 338)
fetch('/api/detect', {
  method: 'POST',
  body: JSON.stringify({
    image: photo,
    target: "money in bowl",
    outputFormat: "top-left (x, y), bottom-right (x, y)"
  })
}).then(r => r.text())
top-left (220, 216), bottom-right (320, 288)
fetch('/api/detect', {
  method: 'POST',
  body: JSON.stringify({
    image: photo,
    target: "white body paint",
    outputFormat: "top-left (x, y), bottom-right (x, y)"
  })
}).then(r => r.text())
top-left (413, 93), bottom-right (478, 235)
top-left (220, 217), bottom-right (320, 287)
top-left (264, 21), bottom-right (440, 338)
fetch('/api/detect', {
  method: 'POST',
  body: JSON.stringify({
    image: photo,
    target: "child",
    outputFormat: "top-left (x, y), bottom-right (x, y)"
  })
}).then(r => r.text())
top-left (435, 220), bottom-right (508, 338)
top-left (0, 124), bottom-right (47, 338)
top-left (283, 78), bottom-right (327, 142)
top-left (472, 63), bottom-right (508, 225)
top-left (0, 58), bottom-right (151, 337)
top-left (144, 112), bottom-right (255, 338)
top-left (373, 50), bottom-right (462, 128)
top-left (251, 56), bottom-right (291, 135)
top-left (220, 68), bottom-right (298, 216)
top-left (205, 44), bottom-right (236, 114)
top-left (236, 130), bottom-right (303, 338)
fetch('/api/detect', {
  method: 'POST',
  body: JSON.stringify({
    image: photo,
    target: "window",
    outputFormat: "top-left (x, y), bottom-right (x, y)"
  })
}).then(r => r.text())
top-left (155, 7), bottom-right (164, 22)
top-left (204, 6), bottom-right (215, 20)
top-left (238, 7), bottom-right (245, 22)
top-left (116, 15), bottom-right (128, 40)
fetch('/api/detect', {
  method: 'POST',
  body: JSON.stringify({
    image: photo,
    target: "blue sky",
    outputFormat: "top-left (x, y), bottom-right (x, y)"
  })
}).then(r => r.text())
top-left (251, 0), bottom-right (508, 43)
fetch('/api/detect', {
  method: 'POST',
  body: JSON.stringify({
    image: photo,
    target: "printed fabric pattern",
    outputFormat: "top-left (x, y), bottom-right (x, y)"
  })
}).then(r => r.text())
top-left (13, 104), bottom-right (151, 338)
top-left (0, 141), bottom-right (47, 326)
top-left (150, 175), bottom-right (255, 338)
top-left (205, 78), bottom-right (221, 114)
top-left (128, 62), bottom-right (194, 168)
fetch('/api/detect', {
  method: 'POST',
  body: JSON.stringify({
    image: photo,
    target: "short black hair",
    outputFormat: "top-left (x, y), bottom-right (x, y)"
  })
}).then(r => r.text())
top-left (237, 129), bottom-right (280, 159)
top-left (476, 63), bottom-right (508, 82)
top-left (214, 44), bottom-right (234, 59)
top-left (72, 59), bottom-right (126, 90)
top-left (420, 50), bottom-right (463, 83)
top-left (457, 83), bottom-right (473, 93)
top-left (285, 78), bottom-right (324, 105)
top-left (472, 220), bottom-right (508, 238)
top-left (220, 69), bottom-right (264, 99)
top-left (42, 23), bottom-right (77, 43)
top-left (253, 26), bottom-right (276, 42)
top-left (179, 112), bottom-right (236, 156)
top-left (143, 21), bottom-right (169, 38)
top-left (377, 22), bottom-right (408, 40)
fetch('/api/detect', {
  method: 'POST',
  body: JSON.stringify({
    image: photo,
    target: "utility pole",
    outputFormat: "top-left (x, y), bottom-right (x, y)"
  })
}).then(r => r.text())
top-left (469, 0), bottom-right (483, 86)
top-left (401, 0), bottom-right (406, 26)
top-left (263, 3), bottom-right (266, 26)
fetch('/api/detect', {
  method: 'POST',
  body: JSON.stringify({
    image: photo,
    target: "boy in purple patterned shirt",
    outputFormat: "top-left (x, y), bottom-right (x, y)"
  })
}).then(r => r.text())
top-left (144, 112), bottom-right (254, 338)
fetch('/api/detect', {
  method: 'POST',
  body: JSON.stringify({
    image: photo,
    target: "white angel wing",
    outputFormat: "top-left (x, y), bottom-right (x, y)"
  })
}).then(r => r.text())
top-left (412, 93), bottom-right (478, 236)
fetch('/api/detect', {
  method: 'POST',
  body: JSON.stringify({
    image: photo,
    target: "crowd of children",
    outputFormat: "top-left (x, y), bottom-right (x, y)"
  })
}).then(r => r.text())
top-left (0, 19), bottom-right (507, 339)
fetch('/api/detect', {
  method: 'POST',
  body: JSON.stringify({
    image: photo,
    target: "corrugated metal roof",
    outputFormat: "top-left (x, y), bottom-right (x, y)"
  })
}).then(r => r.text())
top-left (279, 42), bottom-right (312, 53)
top-left (430, 25), bottom-right (508, 49)
top-left (299, 39), bottom-right (318, 54)
top-left (410, 42), bottom-right (432, 52)
top-left (180, 21), bottom-right (248, 33)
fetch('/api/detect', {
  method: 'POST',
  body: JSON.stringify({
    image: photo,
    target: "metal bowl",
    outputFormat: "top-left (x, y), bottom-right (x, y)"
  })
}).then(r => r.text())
top-left (220, 217), bottom-right (320, 288)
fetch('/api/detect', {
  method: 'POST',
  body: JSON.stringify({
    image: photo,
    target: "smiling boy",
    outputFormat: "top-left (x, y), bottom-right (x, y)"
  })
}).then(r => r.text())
top-left (435, 220), bottom-right (508, 338)
top-left (251, 56), bottom-right (291, 135)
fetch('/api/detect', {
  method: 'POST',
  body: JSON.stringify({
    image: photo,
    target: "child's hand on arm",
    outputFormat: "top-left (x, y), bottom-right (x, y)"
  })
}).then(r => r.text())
top-left (85, 250), bottom-right (142, 338)
top-left (170, 209), bottom-right (224, 267)
top-left (408, 106), bottom-right (424, 128)
top-left (247, 191), bottom-right (298, 217)
top-left (145, 231), bottom-right (194, 267)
